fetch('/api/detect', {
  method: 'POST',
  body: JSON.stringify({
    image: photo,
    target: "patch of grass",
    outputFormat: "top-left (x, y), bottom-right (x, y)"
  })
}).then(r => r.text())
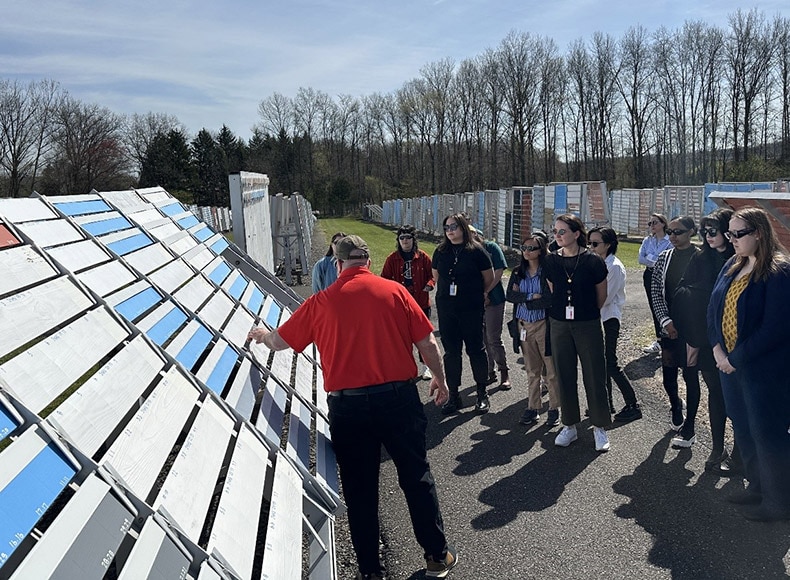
top-left (616, 240), bottom-right (641, 269)
top-left (317, 218), bottom-right (439, 271)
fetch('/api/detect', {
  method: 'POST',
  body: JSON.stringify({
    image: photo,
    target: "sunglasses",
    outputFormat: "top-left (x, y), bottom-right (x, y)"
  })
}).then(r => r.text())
top-left (443, 223), bottom-right (459, 232)
top-left (665, 228), bottom-right (690, 236)
top-left (520, 244), bottom-right (539, 252)
top-left (589, 241), bottom-right (603, 247)
top-left (647, 220), bottom-right (661, 226)
top-left (552, 228), bottom-right (569, 236)
top-left (398, 234), bottom-right (414, 240)
top-left (699, 227), bottom-right (720, 238)
top-left (725, 227), bottom-right (756, 240)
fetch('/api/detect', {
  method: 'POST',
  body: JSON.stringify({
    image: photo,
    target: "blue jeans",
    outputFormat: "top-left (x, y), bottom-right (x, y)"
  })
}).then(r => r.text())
top-left (328, 383), bottom-right (448, 575)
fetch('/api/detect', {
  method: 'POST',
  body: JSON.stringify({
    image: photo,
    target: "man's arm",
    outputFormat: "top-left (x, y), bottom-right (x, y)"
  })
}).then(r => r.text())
top-left (415, 332), bottom-right (449, 406)
top-left (248, 327), bottom-right (290, 351)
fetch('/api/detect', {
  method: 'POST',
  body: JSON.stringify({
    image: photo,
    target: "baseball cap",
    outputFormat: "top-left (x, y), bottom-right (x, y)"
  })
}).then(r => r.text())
top-left (335, 235), bottom-right (370, 260)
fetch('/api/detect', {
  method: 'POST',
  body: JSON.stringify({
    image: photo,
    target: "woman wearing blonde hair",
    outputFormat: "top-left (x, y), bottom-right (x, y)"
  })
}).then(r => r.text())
top-left (707, 207), bottom-right (790, 521)
top-left (639, 213), bottom-right (671, 354)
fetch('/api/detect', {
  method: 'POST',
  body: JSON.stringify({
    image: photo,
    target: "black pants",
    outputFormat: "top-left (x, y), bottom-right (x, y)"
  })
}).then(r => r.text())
top-left (662, 365), bottom-right (701, 432)
top-left (643, 268), bottom-right (662, 338)
top-left (437, 306), bottom-right (489, 394)
top-left (328, 383), bottom-right (448, 575)
top-left (603, 318), bottom-right (637, 406)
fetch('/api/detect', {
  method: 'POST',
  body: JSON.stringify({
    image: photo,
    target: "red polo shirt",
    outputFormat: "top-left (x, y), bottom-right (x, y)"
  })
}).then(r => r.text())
top-left (278, 267), bottom-right (435, 391)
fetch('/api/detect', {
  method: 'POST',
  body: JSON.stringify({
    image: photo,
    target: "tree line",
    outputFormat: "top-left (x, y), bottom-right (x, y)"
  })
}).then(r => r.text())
top-left (2, 9), bottom-right (789, 214)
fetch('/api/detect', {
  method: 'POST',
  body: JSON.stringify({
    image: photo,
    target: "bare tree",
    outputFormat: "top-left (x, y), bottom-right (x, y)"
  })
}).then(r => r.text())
top-left (256, 92), bottom-right (294, 137)
top-left (775, 16), bottom-right (790, 162)
top-left (123, 111), bottom-right (184, 179)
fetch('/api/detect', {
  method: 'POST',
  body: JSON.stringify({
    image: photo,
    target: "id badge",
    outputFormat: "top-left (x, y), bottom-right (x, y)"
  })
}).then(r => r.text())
top-left (565, 305), bottom-right (575, 320)
top-left (520, 328), bottom-right (527, 341)
top-left (449, 282), bottom-right (457, 296)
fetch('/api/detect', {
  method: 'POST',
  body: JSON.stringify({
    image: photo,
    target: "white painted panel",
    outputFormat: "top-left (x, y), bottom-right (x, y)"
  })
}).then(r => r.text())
top-left (259, 453), bottom-right (303, 580)
top-left (103, 366), bottom-right (199, 498)
top-left (222, 307), bottom-right (255, 348)
top-left (198, 292), bottom-right (234, 331)
top-left (154, 397), bottom-right (234, 541)
top-left (148, 259), bottom-right (194, 294)
top-left (0, 245), bottom-right (57, 295)
top-left (124, 242), bottom-right (173, 275)
top-left (173, 276), bottom-right (214, 312)
top-left (97, 227), bottom-right (140, 246)
top-left (0, 307), bottom-right (128, 413)
top-left (270, 350), bottom-right (293, 387)
top-left (47, 239), bottom-right (111, 273)
top-left (105, 280), bottom-right (151, 309)
top-left (18, 219), bottom-right (83, 247)
top-left (183, 245), bottom-right (213, 270)
top-left (208, 423), bottom-right (268, 579)
top-left (0, 197), bottom-right (57, 222)
top-left (73, 210), bottom-right (122, 226)
top-left (150, 223), bottom-right (183, 242)
top-left (136, 301), bottom-right (177, 334)
top-left (165, 319), bottom-right (205, 362)
top-left (294, 354), bottom-right (313, 403)
top-left (0, 276), bottom-right (92, 359)
top-left (52, 335), bottom-right (165, 456)
top-left (99, 189), bottom-right (147, 212)
top-left (225, 358), bottom-right (259, 418)
top-left (126, 208), bottom-right (162, 226)
top-left (77, 260), bottom-right (137, 297)
top-left (220, 269), bottom-right (240, 293)
top-left (46, 193), bottom-right (101, 203)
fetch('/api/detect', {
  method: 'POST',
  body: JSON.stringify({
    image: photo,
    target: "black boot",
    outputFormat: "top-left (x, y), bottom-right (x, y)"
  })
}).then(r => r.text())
top-left (475, 386), bottom-right (490, 414)
top-left (442, 388), bottom-right (463, 415)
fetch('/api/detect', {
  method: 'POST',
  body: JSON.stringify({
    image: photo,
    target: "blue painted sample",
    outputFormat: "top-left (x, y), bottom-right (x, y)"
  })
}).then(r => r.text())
top-left (210, 237), bottom-right (229, 254)
top-left (245, 287), bottom-right (264, 316)
top-left (81, 217), bottom-right (132, 236)
top-left (204, 345), bottom-right (238, 394)
top-left (0, 402), bottom-right (19, 441)
top-left (265, 301), bottom-right (281, 327)
top-left (106, 232), bottom-right (152, 256)
top-left (228, 276), bottom-right (248, 300)
top-left (177, 215), bottom-right (199, 229)
top-left (53, 200), bottom-right (111, 216)
top-left (174, 323), bottom-right (212, 370)
top-left (146, 306), bottom-right (188, 346)
top-left (0, 443), bottom-right (77, 564)
top-left (115, 287), bottom-right (161, 322)
top-left (207, 261), bottom-right (231, 285)
top-left (192, 227), bottom-right (213, 242)
top-left (160, 203), bottom-right (184, 217)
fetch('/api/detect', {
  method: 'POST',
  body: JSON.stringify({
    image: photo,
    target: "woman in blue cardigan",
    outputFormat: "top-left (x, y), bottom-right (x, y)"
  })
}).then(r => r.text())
top-left (707, 207), bottom-right (790, 521)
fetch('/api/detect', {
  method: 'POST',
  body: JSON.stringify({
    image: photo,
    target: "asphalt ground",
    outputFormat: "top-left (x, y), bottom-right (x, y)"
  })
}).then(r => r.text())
top-left (301, 232), bottom-right (790, 580)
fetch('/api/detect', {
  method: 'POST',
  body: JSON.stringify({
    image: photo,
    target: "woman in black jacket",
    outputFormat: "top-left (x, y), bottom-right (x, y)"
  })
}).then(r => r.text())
top-left (506, 230), bottom-right (560, 427)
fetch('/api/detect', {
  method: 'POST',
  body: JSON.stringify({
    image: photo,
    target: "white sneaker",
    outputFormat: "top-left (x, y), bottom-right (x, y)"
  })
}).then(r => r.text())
top-left (593, 427), bottom-right (610, 452)
top-left (421, 366), bottom-right (432, 381)
top-left (643, 341), bottom-right (661, 354)
top-left (555, 425), bottom-right (578, 447)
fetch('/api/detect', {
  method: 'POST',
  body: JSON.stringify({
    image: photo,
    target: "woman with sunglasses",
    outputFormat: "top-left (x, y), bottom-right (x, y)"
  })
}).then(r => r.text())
top-left (432, 213), bottom-right (495, 414)
top-left (672, 209), bottom-right (741, 474)
top-left (312, 231), bottom-right (347, 293)
top-left (707, 207), bottom-right (790, 521)
top-left (543, 214), bottom-right (611, 452)
top-left (588, 227), bottom-right (642, 423)
top-left (649, 215), bottom-right (702, 447)
top-left (506, 230), bottom-right (561, 427)
top-left (382, 225), bottom-right (436, 380)
top-left (639, 214), bottom-right (672, 354)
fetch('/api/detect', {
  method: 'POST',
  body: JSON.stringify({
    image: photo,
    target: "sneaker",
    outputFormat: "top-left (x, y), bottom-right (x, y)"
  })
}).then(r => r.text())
top-left (441, 395), bottom-right (463, 415)
top-left (426, 545), bottom-right (457, 578)
top-left (669, 404), bottom-right (684, 432)
top-left (546, 408), bottom-right (560, 426)
top-left (421, 366), bottom-right (433, 381)
top-left (672, 425), bottom-right (696, 448)
top-left (643, 340), bottom-right (661, 354)
top-left (519, 408), bottom-right (539, 425)
top-left (475, 394), bottom-right (490, 414)
top-left (555, 425), bottom-right (578, 447)
top-left (593, 426), bottom-right (610, 452)
top-left (614, 403), bottom-right (642, 423)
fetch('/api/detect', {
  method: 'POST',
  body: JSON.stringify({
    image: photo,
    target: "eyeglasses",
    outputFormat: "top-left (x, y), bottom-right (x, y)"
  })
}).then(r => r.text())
top-left (552, 228), bottom-right (569, 236)
top-left (647, 220), bottom-right (660, 226)
top-left (520, 244), bottom-right (539, 252)
top-left (398, 234), bottom-right (414, 240)
top-left (443, 223), bottom-right (459, 232)
top-left (699, 227), bottom-right (719, 238)
top-left (665, 228), bottom-right (690, 236)
top-left (589, 241), bottom-right (603, 247)
top-left (725, 228), bottom-right (756, 240)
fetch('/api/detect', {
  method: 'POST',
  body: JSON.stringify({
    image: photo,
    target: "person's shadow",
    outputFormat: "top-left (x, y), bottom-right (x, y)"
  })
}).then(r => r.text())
top-left (613, 436), bottom-right (790, 579)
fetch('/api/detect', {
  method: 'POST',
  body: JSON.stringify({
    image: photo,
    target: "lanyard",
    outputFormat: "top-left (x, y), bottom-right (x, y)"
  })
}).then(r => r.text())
top-left (561, 249), bottom-right (583, 304)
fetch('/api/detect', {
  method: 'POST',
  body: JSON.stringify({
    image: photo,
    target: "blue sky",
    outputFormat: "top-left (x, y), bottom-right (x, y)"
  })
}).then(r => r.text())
top-left (2, 0), bottom-right (788, 140)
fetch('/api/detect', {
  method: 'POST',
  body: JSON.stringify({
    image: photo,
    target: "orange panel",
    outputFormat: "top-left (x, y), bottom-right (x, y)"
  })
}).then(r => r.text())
top-left (0, 224), bottom-right (20, 248)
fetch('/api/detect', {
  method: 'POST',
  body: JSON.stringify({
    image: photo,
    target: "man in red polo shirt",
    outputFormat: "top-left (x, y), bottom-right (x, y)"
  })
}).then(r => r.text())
top-left (248, 234), bottom-right (458, 580)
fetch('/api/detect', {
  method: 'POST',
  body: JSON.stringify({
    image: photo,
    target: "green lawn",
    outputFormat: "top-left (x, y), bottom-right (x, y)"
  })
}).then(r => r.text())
top-left (316, 217), bottom-right (643, 270)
